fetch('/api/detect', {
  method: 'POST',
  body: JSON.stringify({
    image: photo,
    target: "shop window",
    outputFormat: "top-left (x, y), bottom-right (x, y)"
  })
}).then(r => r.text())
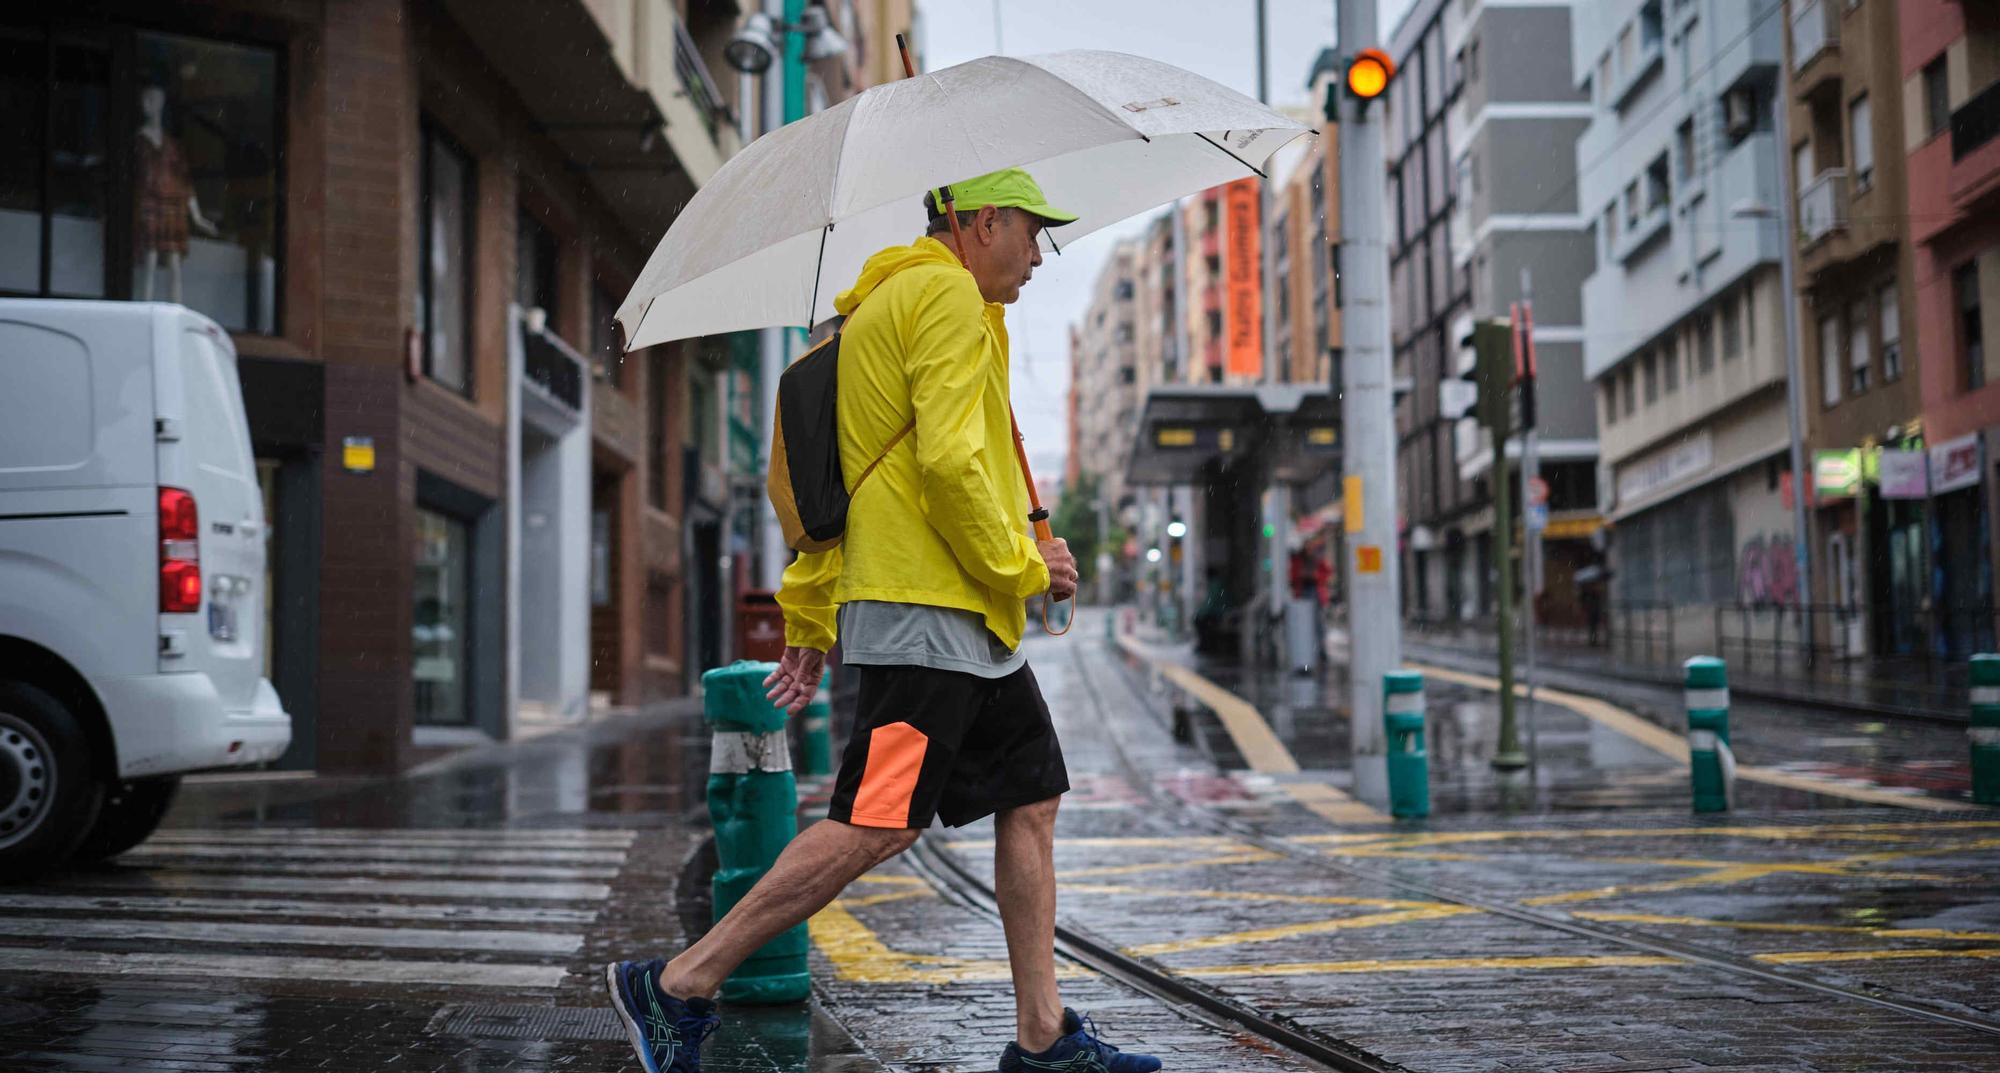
top-left (0, 26), bottom-right (279, 334)
top-left (1662, 338), bottom-right (1680, 393)
top-left (1879, 282), bottom-right (1901, 382)
top-left (1621, 365), bottom-right (1636, 416)
top-left (1601, 380), bottom-right (1618, 426)
top-left (418, 123), bottom-right (475, 395)
top-left (1696, 311), bottom-right (1716, 372)
top-left (1642, 350), bottom-right (1659, 404)
top-left (413, 507), bottom-right (471, 727)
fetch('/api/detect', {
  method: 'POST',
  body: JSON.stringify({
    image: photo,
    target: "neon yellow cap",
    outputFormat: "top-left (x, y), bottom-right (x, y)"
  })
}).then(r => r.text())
top-left (929, 167), bottom-right (1078, 227)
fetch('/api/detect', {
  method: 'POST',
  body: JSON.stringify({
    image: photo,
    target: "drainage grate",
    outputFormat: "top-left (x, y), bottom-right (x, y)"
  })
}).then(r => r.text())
top-left (427, 1003), bottom-right (625, 1042)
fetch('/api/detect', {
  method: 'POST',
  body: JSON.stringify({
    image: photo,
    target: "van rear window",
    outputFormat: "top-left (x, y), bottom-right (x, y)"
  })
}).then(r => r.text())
top-left (179, 328), bottom-right (253, 482)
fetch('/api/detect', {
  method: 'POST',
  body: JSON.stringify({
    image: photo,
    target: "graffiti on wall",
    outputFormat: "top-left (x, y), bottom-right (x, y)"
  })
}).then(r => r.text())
top-left (1737, 533), bottom-right (1799, 606)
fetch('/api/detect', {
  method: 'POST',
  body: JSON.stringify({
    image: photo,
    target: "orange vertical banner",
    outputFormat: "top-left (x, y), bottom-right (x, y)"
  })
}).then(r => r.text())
top-left (1223, 177), bottom-right (1262, 379)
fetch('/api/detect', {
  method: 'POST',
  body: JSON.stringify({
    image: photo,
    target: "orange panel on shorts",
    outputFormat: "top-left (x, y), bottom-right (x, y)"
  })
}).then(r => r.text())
top-left (849, 721), bottom-right (929, 828)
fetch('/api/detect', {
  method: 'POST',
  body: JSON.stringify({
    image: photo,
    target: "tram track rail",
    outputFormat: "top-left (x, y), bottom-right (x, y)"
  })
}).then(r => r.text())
top-left (1076, 640), bottom-right (2000, 1042)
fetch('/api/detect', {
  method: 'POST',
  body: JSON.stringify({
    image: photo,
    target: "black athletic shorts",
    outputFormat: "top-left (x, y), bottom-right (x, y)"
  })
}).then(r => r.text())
top-left (827, 662), bottom-right (1069, 829)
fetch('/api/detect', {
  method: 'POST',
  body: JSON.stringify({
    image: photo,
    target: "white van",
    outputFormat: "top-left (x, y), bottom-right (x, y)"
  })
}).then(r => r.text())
top-left (0, 300), bottom-right (290, 874)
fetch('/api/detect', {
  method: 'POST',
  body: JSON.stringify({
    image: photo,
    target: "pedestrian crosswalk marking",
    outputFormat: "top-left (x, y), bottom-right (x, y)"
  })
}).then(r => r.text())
top-left (122, 842), bottom-right (630, 865)
top-left (149, 827), bottom-right (637, 848)
top-left (0, 827), bottom-right (636, 991)
top-left (0, 948), bottom-right (569, 989)
top-left (63, 873), bottom-right (614, 901)
top-left (108, 856), bottom-right (620, 881)
top-left (0, 917), bottom-right (583, 955)
top-left (0, 893), bottom-right (596, 926)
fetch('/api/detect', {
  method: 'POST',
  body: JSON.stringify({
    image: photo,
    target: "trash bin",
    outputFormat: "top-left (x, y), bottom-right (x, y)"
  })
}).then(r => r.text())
top-left (737, 590), bottom-right (786, 663)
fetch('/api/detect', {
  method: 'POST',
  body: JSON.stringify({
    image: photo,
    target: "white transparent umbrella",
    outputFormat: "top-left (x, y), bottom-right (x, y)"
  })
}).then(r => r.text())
top-left (617, 49), bottom-right (1314, 349)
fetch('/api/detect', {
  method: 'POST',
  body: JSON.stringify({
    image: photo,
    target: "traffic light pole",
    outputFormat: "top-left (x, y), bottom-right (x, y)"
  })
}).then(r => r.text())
top-left (1336, 0), bottom-right (1398, 806)
top-left (1519, 273), bottom-right (1541, 775)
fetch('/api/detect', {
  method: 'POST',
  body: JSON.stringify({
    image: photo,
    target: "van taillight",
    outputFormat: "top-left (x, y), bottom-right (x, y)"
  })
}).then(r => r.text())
top-left (160, 487), bottom-right (201, 614)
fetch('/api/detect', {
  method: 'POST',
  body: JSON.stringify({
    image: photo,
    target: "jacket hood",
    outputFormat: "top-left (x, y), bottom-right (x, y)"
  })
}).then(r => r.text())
top-left (834, 237), bottom-right (966, 316)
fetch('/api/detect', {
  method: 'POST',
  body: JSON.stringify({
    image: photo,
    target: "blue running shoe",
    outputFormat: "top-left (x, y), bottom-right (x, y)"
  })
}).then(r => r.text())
top-left (604, 959), bottom-right (720, 1073)
top-left (997, 1008), bottom-right (1162, 1072)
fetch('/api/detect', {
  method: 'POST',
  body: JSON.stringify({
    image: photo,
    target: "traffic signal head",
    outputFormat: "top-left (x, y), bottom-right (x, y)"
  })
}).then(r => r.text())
top-left (1346, 49), bottom-right (1395, 100)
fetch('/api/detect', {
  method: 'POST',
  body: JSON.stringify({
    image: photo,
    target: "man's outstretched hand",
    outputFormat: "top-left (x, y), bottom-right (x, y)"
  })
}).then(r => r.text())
top-left (762, 645), bottom-right (826, 717)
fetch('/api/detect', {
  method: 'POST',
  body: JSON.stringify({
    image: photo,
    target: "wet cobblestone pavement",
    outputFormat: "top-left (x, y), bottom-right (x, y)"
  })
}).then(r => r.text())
top-left (3, 624), bottom-right (1997, 1071)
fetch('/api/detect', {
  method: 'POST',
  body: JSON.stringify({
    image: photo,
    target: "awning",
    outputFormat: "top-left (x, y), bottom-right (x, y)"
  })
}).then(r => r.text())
top-left (1125, 384), bottom-right (1340, 486)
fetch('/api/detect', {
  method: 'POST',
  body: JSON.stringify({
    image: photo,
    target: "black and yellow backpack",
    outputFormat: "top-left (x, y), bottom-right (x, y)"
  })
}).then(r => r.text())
top-left (766, 320), bottom-right (915, 553)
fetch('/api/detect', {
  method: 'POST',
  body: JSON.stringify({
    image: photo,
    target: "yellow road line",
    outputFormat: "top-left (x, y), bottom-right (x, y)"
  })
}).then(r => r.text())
top-left (1572, 911), bottom-right (2000, 943)
top-left (835, 888), bottom-right (934, 908)
top-left (1177, 946), bottom-right (2000, 978)
top-left (1115, 635), bottom-right (1392, 822)
top-left (1116, 636), bottom-right (1299, 774)
top-left (1125, 906), bottom-right (1475, 956)
top-left (1053, 849), bottom-right (1283, 880)
top-left (951, 836), bottom-right (1245, 851)
top-left (1056, 883), bottom-right (1444, 911)
top-left (1281, 781), bottom-right (1392, 825)
top-left (1410, 662), bottom-right (1975, 812)
top-left (808, 900), bottom-right (1086, 984)
top-left (1291, 821), bottom-right (2000, 848)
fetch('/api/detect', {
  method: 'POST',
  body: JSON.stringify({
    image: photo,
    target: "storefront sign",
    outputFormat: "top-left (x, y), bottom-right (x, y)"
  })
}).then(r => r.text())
top-left (1616, 430), bottom-right (1713, 505)
top-left (1223, 178), bottom-right (1262, 379)
top-left (1813, 449), bottom-right (1861, 498)
top-left (1877, 449), bottom-right (1929, 500)
top-left (1930, 433), bottom-right (1983, 495)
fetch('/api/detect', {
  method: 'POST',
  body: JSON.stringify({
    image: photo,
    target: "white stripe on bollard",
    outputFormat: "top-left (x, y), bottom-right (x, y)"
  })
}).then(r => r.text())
top-left (1970, 727), bottom-right (2000, 747)
top-left (1688, 729), bottom-right (1719, 752)
top-left (1684, 688), bottom-right (1730, 711)
top-left (1971, 687), bottom-right (2000, 707)
top-left (711, 730), bottom-right (793, 774)
top-left (1385, 691), bottom-right (1425, 716)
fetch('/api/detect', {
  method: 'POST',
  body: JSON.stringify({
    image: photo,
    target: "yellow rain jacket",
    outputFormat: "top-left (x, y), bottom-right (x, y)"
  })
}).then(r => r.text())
top-left (775, 237), bottom-right (1050, 652)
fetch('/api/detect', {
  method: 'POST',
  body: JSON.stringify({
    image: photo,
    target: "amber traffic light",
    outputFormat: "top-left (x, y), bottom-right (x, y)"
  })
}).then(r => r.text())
top-left (1346, 48), bottom-right (1394, 100)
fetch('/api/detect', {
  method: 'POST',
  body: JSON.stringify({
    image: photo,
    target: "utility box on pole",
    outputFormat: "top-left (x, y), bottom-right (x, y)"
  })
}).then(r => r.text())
top-left (1334, 7), bottom-right (1401, 807)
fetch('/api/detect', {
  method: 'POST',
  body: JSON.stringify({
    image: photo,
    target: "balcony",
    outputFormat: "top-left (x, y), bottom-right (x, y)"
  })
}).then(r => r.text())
top-left (1790, 0), bottom-right (1837, 73)
top-left (1797, 168), bottom-right (1849, 247)
top-left (1608, 36), bottom-right (1665, 112)
top-left (673, 16), bottom-right (731, 142)
top-left (1952, 78), bottom-right (2000, 163)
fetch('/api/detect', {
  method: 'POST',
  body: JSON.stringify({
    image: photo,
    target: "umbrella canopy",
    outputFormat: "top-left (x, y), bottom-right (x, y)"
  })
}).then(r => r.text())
top-left (618, 50), bottom-right (1314, 350)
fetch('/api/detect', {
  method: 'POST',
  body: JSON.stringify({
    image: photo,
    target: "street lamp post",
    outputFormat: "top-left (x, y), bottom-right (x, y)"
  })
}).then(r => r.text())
top-left (1733, 89), bottom-right (1815, 641)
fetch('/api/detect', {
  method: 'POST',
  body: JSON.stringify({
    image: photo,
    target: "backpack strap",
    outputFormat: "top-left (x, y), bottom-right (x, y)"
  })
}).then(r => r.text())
top-left (850, 417), bottom-right (916, 495)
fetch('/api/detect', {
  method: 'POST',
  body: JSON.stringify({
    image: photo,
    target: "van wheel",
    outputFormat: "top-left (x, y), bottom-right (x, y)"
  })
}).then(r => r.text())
top-left (0, 681), bottom-right (104, 878)
top-left (71, 776), bottom-right (182, 863)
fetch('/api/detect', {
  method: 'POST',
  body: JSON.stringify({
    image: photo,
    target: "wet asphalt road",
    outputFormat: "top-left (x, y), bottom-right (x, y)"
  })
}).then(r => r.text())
top-left (2, 627), bottom-right (1996, 1072)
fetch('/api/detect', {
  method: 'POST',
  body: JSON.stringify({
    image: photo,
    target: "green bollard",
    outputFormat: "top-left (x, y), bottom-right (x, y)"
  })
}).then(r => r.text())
top-left (801, 670), bottom-right (833, 777)
top-left (1971, 655), bottom-right (2000, 805)
top-left (702, 661), bottom-right (810, 1004)
top-left (1384, 670), bottom-right (1429, 819)
top-left (1684, 657), bottom-right (1733, 813)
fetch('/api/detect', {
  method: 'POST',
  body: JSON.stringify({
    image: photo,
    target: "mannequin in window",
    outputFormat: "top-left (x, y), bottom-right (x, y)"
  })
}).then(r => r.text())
top-left (135, 84), bottom-right (219, 302)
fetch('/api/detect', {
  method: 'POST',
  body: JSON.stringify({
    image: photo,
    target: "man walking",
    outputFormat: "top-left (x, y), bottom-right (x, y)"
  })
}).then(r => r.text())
top-left (605, 168), bottom-right (1163, 1073)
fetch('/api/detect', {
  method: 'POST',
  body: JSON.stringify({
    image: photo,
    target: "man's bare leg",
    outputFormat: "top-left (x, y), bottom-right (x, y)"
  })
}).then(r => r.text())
top-left (994, 796), bottom-right (1065, 1053)
top-left (657, 818), bottom-right (918, 998)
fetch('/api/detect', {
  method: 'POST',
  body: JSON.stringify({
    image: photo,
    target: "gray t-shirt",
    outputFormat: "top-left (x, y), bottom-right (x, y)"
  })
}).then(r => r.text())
top-left (838, 600), bottom-right (1027, 678)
